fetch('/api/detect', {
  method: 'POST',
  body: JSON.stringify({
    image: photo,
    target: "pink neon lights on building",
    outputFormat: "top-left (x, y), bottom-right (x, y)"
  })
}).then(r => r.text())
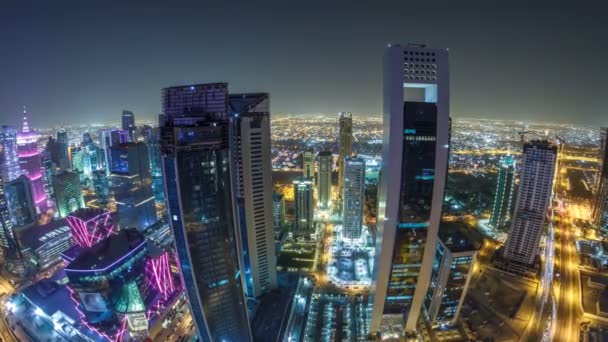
top-left (145, 251), bottom-right (176, 301)
top-left (66, 208), bottom-right (115, 248)
top-left (16, 108), bottom-right (47, 212)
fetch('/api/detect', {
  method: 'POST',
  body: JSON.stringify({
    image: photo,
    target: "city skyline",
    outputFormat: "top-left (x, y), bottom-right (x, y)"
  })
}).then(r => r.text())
top-left (2, 2), bottom-right (607, 127)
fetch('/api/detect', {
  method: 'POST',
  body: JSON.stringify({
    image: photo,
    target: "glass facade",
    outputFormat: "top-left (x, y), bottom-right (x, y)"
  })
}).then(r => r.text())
top-left (161, 83), bottom-right (252, 342)
top-left (489, 156), bottom-right (516, 228)
top-left (383, 101), bottom-right (437, 316)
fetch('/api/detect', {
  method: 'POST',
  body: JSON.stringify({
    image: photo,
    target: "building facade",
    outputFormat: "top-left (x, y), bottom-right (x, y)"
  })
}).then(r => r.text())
top-left (594, 128), bottom-right (608, 230)
top-left (5, 175), bottom-right (36, 227)
top-left (317, 151), bottom-right (332, 210)
top-left (293, 177), bottom-right (314, 237)
top-left (504, 141), bottom-right (557, 265)
top-left (489, 155), bottom-right (516, 228)
top-left (17, 110), bottom-right (47, 213)
top-left (160, 83), bottom-right (252, 341)
top-left (272, 192), bottom-right (285, 242)
top-left (0, 126), bottom-right (21, 182)
top-left (229, 93), bottom-right (277, 298)
top-left (53, 171), bottom-right (85, 218)
top-left (342, 156), bottom-right (365, 240)
top-left (371, 44), bottom-right (450, 336)
top-left (338, 112), bottom-right (353, 200)
top-left (303, 150), bottom-right (314, 179)
top-left (122, 110), bottom-right (136, 142)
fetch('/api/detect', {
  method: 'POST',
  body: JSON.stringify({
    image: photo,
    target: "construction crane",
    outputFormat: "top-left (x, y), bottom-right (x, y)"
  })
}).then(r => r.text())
top-left (517, 127), bottom-right (531, 146)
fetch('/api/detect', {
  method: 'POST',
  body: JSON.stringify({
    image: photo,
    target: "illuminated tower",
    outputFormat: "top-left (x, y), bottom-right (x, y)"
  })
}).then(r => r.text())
top-left (56, 129), bottom-right (70, 170)
top-left (16, 108), bottom-right (47, 213)
top-left (161, 83), bottom-right (252, 341)
top-left (110, 142), bottom-right (157, 231)
top-left (338, 112), bottom-right (353, 200)
top-left (66, 208), bottom-right (115, 248)
top-left (303, 150), bottom-right (314, 179)
top-left (122, 110), bottom-right (136, 142)
top-left (371, 44), bottom-right (450, 336)
top-left (504, 141), bottom-right (557, 266)
top-left (489, 156), bottom-right (516, 228)
top-left (317, 151), bottom-right (332, 210)
top-left (0, 126), bottom-right (21, 182)
top-left (593, 128), bottom-right (608, 230)
top-left (229, 93), bottom-right (277, 298)
top-left (5, 175), bottom-right (36, 227)
top-left (342, 156), bottom-right (365, 240)
top-left (53, 171), bottom-right (85, 218)
top-left (0, 175), bottom-right (17, 261)
top-left (293, 177), bottom-right (314, 237)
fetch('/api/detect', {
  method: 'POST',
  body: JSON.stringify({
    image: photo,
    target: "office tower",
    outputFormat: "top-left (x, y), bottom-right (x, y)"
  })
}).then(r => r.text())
top-left (293, 177), bottom-right (314, 237)
top-left (142, 126), bottom-right (165, 204)
top-left (122, 110), bottom-right (136, 142)
top-left (303, 150), bottom-right (314, 179)
top-left (160, 83), bottom-right (252, 341)
top-left (317, 151), bottom-right (332, 210)
top-left (0, 176), bottom-right (18, 262)
top-left (92, 170), bottom-right (111, 206)
top-left (110, 142), bottom-right (156, 231)
top-left (229, 93), bottom-right (277, 298)
top-left (99, 129), bottom-right (123, 176)
top-left (53, 171), bottom-right (85, 218)
top-left (371, 44), bottom-right (450, 336)
top-left (0, 126), bottom-right (21, 182)
top-left (66, 208), bottom-right (114, 248)
top-left (56, 129), bottom-right (70, 170)
top-left (82, 132), bottom-right (93, 146)
top-left (273, 193), bottom-right (285, 242)
top-left (338, 112), bottom-right (353, 199)
top-left (504, 141), bottom-right (556, 267)
top-left (42, 153), bottom-right (55, 205)
top-left (424, 228), bottom-right (479, 327)
top-left (489, 155), bottom-right (516, 228)
top-left (18, 219), bottom-right (73, 271)
top-left (593, 128), bottom-right (608, 229)
top-left (5, 175), bottom-right (36, 227)
top-left (343, 156), bottom-right (365, 240)
top-left (69, 146), bottom-right (88, 182)
top-left (16, 109), bottom-right (47, 213)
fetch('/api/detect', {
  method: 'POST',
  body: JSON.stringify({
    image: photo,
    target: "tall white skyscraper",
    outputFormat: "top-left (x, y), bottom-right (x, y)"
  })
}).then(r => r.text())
top-left (230, 93), bottom-right (277, 299)
top-left (338, 112), bottom-right (353, 200)
top-left (293, 177), bottom-right (314, 237)
top-left (504, 141), bottom-right (557, 265)
top-left (317, 151), bottom-right (332, 210)
top-left (303, 150), bottom-right (314, 179)
top-left (342, 156), bottom-right (365, 240)
top-left (371, 44), bottom-right (450, 337)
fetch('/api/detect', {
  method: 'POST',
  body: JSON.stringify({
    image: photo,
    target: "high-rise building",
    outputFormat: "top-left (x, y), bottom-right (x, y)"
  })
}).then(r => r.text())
top-left (92, 170), bottom-right (111, 206)
top-left (5, 175), bottom-right (36, 227)
top-left (122, 110), bottom-right (136, 142)
top-left (0, 126), bottom-right (21, 182)
top-left (503, 141), bottom-right (557, 266)
top-left (424, 227), bottom-right (479, 327)
top-left (229, 93), bottom-right (277, 298)
top-left (371, 44), bottom-right (450, 336)
top-left (293, 177), bottom-right (314, 237)
top-left (338, 112), bottom-right (353, 200)
top-left (110, 142), bottom-right (156, 231)
top-left (303, 150), bottom-right (315, 179)
top-left (343, 156), bottom-right (365, 240)
top-left (66, 208), bottom-right (115, 248)
top-left (593, 128), bottom-right (608, 230)
top-left (16, 109), bottom-right (47, 213)
top-left (56, 129), bottom-right (70, 170)
top-left (53, 171), bottom-right (85, 218)
top-left (0, 175), bottom-right (18, 261)
top-left (489, 155), bottom-right (516, 228)
top-left (272, 192), bottom-right (285, 242)
top-left (160, 83), bottom-right (252, 341)
top-left (317, 151), bottom-right (332, 210)
top-left (142, 127), bottom-right (165, 204)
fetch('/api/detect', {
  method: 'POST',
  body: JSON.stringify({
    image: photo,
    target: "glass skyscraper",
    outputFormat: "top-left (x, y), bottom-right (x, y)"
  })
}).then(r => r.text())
top-left (160, 83), bottom-right (252, 341)
top-left (489, 155), bottom-right (516, 228)
top-left (338, 112), bottom-right (353, 203)
top-left (342, 156), bottom-right (365, 240)
top-left (52, 171), bottom-right (85, 218)
top-left (317, 151), bottom-right (332, 210)
top-left (122, 110), bottom-right (136, 142)
top-left (371, 44), bottom-right (450, 337)
top-left (0, 125), bottom-right (21, 182)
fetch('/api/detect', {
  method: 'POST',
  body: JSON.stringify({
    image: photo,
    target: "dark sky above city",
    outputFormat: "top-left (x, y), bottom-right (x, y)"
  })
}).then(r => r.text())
top-left (1, 1), bottom-right (606, 127)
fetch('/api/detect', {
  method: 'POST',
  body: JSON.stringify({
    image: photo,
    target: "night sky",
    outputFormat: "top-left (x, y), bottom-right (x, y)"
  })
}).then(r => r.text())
top-left (1, 2), bottom-right (606, 127)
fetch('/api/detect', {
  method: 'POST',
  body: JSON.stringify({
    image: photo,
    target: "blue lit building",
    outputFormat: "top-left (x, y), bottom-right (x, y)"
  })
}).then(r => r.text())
top-left (5, 175), bottom-right (36, 228)
top-left (122, 110), bottom-right (136, 142)
top-left (0, 125), bottom-right (21, 182)
top-left (161, 83), bottom-right (252, 341)
top-left (92, 170), bottom-right (110, 207)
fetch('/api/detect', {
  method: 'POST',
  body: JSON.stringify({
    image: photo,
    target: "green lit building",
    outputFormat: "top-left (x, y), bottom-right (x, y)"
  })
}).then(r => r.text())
top-left (52, 171), bottom-right (85, 218)
top-left (489, 155), bottom-right (516, 228)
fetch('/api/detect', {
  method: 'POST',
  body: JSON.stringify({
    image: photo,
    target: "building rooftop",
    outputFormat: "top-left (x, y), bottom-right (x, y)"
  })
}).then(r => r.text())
top-left (67, 208), bottom-right (111, 223)
top-left (64, 229), bottom-right (145, 272)
top-left (17, 219), bottom-right (69, 251)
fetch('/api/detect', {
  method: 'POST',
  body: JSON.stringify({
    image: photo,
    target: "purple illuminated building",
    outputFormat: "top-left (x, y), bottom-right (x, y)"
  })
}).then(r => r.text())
top-left (66, 208), bottom-right (115, 248)
top-left (16, 109), bottom-right (47, 213)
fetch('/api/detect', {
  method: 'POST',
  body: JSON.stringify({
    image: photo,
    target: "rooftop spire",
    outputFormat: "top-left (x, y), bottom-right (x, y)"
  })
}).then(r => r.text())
top-left (22, 106), bottom-right (30, 133)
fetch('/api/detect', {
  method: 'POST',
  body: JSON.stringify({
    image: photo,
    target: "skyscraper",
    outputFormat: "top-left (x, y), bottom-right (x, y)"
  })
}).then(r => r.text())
top-left (110, 142), bottom-right (156, 231)
top-left (122, 110), bottom-right (136, 142)
top-left (0, 126), bottom-right (21, 182)
top-left (56, 129), bottom-right (70, 170)
top-left (489, 155), bottom-right (516, 228)
top-left (16, 109), bottom-right (47, 213)
top-left (92, 169), bottom-right (111, 206)
top-left (229, 93), bottom-right (277, 298)
top-left (343, 156), bottom-right (365, 240)
top-left (503, 141), bottom-right (557, 266)
top-left (303, 150), bottom-right (314, 179)
top-left (371, 44), bottom-right (450, 336)
top-left (293, 177), bottom-right (314, 237)
top-left (5, 175), bottom-right (36, 227)
top-left (272, 192), bottom-right (285, 242)
top-left (142, 126), bottom-right (165, 204)
top-left (53, 171), bottom-right (85, 218)
top-left (160, 83), bottom-right (252, 341)
top-left (593, 128), bottom-right (608, 230)
top-left (317, 151), bottom-right (332, 210)
top-left (338, 112), bottom-right (353, 201)
top-left (0, 175), bottom-right (17, 261)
